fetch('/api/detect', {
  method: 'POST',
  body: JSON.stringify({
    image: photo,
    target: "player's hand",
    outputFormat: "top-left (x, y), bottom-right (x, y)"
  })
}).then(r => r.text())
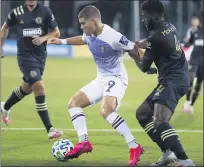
top-left (32, 36), bottom-right (46, 46)
top-left (146, 67), bottom-right (157, 74)
top-left (135, 39), bottom-right (147, 49)
top-left (47, 37), bottom-right (61, 45)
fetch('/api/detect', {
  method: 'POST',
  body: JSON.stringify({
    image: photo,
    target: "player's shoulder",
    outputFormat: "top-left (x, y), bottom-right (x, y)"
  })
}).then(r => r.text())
top-left (103, 24), bottom-right (123, 38)
top-left (147, 31), bottom-right (160, 44)
top-left (9, 4), bottom-right (25, 17)
top-left (97, 24), bottom-right (124, 45)
top-left (39, 4), bottom-right (52, 12)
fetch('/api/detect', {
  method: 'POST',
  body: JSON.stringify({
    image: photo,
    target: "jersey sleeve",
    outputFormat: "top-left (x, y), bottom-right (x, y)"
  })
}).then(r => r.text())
top-left (6, 9), bottom-right (17, 27)
top-left (46, 7), bottom-right (58, 29)
top-left (142, 36), bottom-right (157, 71)
top-left (111, 32), bottom-right (135, 51)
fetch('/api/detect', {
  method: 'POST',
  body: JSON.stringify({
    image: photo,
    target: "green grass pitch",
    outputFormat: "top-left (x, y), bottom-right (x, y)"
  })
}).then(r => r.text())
top-left (1, 57), bottom-right (203, 166)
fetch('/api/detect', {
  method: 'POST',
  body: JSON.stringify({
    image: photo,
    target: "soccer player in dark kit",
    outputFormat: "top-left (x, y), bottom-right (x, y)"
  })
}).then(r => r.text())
top-left (182, 10), bottom-right (203, 114)
top-left (1, 0), bottom-right (63, 139)
top-left (129, 0), bottom-right (195, 166)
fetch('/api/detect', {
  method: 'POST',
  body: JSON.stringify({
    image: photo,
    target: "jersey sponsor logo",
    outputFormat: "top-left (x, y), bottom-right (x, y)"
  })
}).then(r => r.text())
top-left (146, 41), bottom-right (152, 49)
top-left (35, 17), bottom-right (42, 24)
top-left (195, 39), bottom-right (203, 46)
top-left (119, 36), bottom-right (129, 46)
top-left (161, 25), bottom-right (176, 36)
top-left (100, 46), bottom-right (105, 52)
top-left (23, 28), bottom-right (42, 37)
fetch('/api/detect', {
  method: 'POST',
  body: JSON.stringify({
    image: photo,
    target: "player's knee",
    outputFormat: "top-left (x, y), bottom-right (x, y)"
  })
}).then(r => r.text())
top-left (100, 97), bottom-right (117, 119)
top-left (136, 107), bottom-right (147, 122)
top-left (68, 98), bottom-right (78, 109)
top-left (153, 113), bottom-right (170, 129)
top-left (21, 86), bottom-right (32, 94)
top-left (31, 81), bottom-right (45, 96)
top-left (136, 102), bottom-right (152, 123)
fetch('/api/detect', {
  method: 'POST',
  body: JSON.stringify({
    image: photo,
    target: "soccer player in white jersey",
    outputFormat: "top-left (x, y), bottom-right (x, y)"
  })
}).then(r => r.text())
top-left (48, 6), bottom-right (144, 166)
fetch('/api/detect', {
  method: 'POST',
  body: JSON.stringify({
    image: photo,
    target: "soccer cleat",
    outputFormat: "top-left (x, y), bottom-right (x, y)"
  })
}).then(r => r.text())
top-left (65, 141), bottom-right (93, 159)
top-left (189, 105), bottom-right (194, 114)
top-left (182, 101), bottom-right (194, 114)
top-left (176, 159), bottom-right (195, 166)
top-left (1, 102), bottom-right (10, 125)
top-left (128, 144), bottom-right (145, 166)
top-left (48, 127), bottom-right (63, 140)
top-left (152, 150), bottom-right (177, 166)
top-left (182, 101), bottom-right (191, 113)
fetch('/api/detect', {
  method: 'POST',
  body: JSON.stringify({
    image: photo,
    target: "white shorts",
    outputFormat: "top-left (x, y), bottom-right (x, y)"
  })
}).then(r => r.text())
top-left (80, 76), bottom-right (128, 109)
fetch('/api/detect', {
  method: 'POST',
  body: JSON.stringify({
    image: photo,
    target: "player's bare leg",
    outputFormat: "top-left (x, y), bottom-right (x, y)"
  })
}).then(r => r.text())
top-left (101, 96), bottom-right (144, 166)
top-left (31, 80), bottom-right (63, 139)
top-left (136, 101), bottom-right (177, 166)
top-left (65, 91), bottom-right (93, 159)
top-left (1, 81), bottom-right (32, 125)
top-left (153, 103), bottom-right (195, 166)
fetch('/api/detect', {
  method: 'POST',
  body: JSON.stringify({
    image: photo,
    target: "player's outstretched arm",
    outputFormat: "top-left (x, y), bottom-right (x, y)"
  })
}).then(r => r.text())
top-left (48, 36), bottom-right (86, 45)
top-left (129, 45), bottom-right (157, 74)
top-left (0, 22), bottom-right (9, 58)
top-left (32, 27), bottom-right (60, 46)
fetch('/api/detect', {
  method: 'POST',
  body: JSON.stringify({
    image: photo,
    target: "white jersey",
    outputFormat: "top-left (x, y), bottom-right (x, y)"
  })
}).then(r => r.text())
top-left (82, 24), bottom-right (135, 85)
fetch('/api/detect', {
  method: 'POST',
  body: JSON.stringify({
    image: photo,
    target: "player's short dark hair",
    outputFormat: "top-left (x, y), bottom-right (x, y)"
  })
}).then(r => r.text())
top-left (78, 5), bottom-right (101, 20)
top-left (141, 0), bottom-right (164, 16)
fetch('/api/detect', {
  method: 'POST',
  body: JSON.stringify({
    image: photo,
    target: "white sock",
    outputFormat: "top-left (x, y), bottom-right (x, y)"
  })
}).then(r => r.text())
top-left (106, 112), bottom-right (138, 148)
top-left (68, 107), bottom-right (88, 142)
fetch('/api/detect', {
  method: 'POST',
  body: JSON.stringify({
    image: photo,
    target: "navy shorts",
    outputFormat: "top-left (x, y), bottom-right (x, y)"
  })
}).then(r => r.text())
top-left (188, 63), bottom-right (204, 81)
top-left (17, 57), bottom-right (45, 86)
top-left (146, 82), bottom-right (189, 112)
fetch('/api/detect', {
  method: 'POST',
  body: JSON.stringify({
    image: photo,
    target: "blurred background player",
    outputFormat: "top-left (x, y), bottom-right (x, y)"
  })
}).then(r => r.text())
top-left (48, 5), bottom-right (146, 166)
top-left (129, 0), bottom-right (195, 166)
top-left (0, 0), bottom-right (63, 139)
top-left (182, 10), bottom-right (203, 114)
top-left (183, 16), bottom-right (200, 46)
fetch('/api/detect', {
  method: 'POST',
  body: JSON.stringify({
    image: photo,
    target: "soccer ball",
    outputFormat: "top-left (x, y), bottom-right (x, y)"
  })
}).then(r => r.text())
top-left (52, 139), bottom-right (74, 161)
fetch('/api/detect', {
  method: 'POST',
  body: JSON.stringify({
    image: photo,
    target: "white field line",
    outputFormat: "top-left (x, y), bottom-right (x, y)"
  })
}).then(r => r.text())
top-left (1, 128), bottom-right (203, 133)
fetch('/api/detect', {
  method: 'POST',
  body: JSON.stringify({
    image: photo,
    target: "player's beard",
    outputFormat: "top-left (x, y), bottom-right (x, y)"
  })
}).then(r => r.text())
top-left (146, 20), bottom-right (155, 31)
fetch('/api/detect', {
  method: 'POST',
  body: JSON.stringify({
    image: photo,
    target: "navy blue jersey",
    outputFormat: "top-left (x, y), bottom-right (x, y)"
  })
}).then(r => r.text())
top-left (143, 21), bottom-right (190, 86)
top-left (6, 3), bottom-right (58, 61)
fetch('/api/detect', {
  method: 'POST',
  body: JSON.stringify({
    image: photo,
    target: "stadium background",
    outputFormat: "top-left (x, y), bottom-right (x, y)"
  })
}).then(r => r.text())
top-left (1, 0), bottom-right (203, 166)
